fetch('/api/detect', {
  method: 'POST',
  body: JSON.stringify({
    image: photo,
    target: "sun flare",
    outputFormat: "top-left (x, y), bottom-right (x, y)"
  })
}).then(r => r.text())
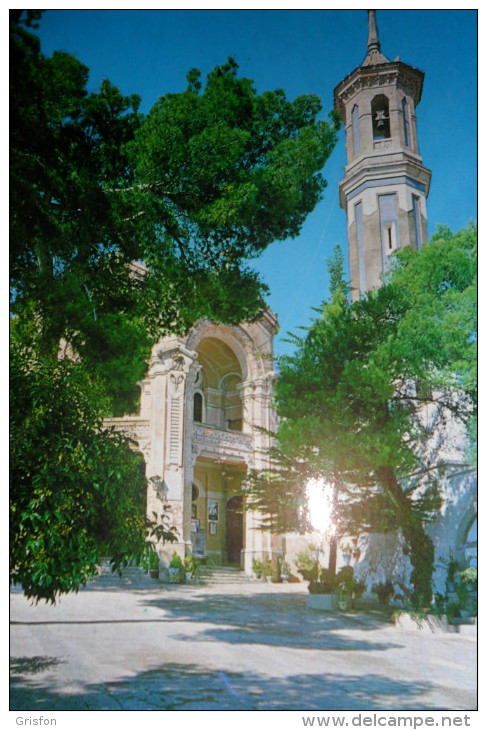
top-left (306, 477), bottom-right (336, 536)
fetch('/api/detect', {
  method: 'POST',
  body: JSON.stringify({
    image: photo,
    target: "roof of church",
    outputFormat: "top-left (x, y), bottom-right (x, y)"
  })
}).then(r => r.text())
top-left (361, 10), bottom-right (389, 67)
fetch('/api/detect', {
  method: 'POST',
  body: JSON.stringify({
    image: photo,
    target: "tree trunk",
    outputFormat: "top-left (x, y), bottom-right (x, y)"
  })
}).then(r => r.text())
top-left (328, 533), bottom-right (337, 574)
top-left (327, 477), bottom-right (339, 574)
top-left (376, 465), bottom-right (434, 608)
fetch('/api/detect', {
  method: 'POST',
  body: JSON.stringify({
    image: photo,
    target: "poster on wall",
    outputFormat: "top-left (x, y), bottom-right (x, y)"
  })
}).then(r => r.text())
top-left (190, 518), bottom-right (199, 533)
top-left (209, 522), bottom-right (217, 535)
top-left (191, 529), bottom-right (205, 556)
top-left (208, 500), bottom-right (219, 522)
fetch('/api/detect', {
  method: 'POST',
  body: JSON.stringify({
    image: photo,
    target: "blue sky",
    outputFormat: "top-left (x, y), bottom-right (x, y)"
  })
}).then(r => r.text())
top-left (34, 8), bottom-right (477, 359)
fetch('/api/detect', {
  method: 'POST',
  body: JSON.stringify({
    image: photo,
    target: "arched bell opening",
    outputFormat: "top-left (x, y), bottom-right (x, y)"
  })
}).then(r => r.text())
top-left (371, 94), bottom-right (390, 141)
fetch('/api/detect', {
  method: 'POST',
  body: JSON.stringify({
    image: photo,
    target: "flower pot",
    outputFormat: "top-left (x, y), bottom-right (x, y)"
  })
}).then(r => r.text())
top-left (169, 567), bottom-right (180, 583)
top-left (306, 594), bottom-right (338, 611)
top-left (265, 575), bottom-right (273, 583)
top-left (281, 575), bottom-right (289, 584)
top-left (337, 596), bottom-right (352, 611)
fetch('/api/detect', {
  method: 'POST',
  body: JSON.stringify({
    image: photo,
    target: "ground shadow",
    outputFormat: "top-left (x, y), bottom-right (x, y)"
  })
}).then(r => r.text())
top-left (10, 660), bottom-right (442, 711)
top-left (10, 656), bottom-right (65, 676)
top-left (137, 590), bottom-right (402, 653)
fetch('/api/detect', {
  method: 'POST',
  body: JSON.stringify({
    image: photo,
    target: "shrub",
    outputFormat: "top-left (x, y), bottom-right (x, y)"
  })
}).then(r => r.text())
top-left (183, 554), bottom-right (201, 577)
top-left (280, 559), bottom-right (290, 576)
top-left (372, 581), bottom-right (394, 604)
top-left (252, 558), bottom-right (263, 577)
top-left (169, 553), bottom-right (183, 569)
top-left (295, 550), bottom-right (320, 582)
top-left (261, 557), bottom-right (273, 577)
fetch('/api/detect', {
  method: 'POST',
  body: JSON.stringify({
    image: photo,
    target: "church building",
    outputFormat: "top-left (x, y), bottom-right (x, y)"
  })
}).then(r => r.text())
top-left (107, 11), bottom-right (476, 587)
top-left (105, 313), bottom-right (279, 573)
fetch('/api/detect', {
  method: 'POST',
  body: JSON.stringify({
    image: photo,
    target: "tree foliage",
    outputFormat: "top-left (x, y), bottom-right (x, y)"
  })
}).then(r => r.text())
top-left (10, 11), bottom-right (339, 600)
top-left (10, 317), bottom-right (150, 601)
top-left (246, 225), bottom-right (477, 607)
top-left (11, 12), bottom-right (339, 410)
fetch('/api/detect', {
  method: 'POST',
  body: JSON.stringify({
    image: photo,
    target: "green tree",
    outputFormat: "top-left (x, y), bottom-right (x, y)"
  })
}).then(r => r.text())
top-left (11, 12), bottom-right (339, 410)
top-left (10, 11), bottom-right (339, 600)
top-left (246, 225), bottom-right (477, 608)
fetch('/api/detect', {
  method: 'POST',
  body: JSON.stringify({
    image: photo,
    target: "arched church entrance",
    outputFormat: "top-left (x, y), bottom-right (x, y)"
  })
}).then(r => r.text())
top-left (226, 495), bottom-right (243, 564)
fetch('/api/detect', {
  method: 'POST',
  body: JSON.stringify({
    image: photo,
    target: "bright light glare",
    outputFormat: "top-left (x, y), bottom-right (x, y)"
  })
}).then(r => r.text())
top-left (306, 477), bottom-right (336, 536)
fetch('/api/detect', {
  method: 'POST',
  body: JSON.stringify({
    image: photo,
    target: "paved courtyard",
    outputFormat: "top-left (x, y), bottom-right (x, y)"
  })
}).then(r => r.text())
top-left (10, 573), bottom-right (477, 711)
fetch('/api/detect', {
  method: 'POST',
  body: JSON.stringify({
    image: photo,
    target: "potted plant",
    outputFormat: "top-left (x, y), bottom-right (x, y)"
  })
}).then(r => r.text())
top-left (184, 554), bottom-right (201, 582)
top-left (307, 568), bottom-right (338, 610)
top-left (334, 566), bottom-right (356, 610)
top-left (295, 550), bottom-right (320, 583)
top-left (261, 557), bottom-right (273, 583)
top-left (141, 544), bottom-right (160, 578)
top-left (335, 584), bottom-right (352, 611)
top-left (252, 558), bottom-right (263, 580)
top-left (169, 552), bottom-right (185, 583)
top-left (280, 559), bottom-right (290, 583)
top-left (340, 544), bottom-right (352, 565)
top-left (147, 549), bottom-right (160, 579)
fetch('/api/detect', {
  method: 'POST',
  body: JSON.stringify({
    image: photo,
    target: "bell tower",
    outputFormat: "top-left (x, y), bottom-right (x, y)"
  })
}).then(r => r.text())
top-left (334, 10), bottom-right (431, 299)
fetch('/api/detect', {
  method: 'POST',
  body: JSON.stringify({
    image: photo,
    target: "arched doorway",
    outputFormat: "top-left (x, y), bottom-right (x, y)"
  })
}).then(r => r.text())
top-left (226, 496), bottom-right (243, 565)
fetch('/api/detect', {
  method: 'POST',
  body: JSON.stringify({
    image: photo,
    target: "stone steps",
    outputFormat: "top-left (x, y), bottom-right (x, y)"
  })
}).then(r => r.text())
top-left (86, 560), bottom-right (156, 588)
top-left (197, 566), bottom-right (256, 585)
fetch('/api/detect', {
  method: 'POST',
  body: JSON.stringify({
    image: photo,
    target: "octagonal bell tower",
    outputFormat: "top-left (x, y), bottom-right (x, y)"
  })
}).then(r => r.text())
top-left (334, 10), bottom-right (432, 299)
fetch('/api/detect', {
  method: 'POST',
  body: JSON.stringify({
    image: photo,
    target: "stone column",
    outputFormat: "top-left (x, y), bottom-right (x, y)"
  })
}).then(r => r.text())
top-left (145, 340), bottom-right (198, 565)
top-left (239, 371), bottom-right (278, 572)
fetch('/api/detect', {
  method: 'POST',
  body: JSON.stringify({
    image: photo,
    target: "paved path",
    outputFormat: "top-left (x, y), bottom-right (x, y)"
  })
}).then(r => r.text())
top-left (10, 575), bottom-right (477, 711)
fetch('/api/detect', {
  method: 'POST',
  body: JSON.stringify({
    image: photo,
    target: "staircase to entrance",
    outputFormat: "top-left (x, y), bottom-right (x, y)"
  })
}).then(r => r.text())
top-left (198, 565), bottom-right (255, 585)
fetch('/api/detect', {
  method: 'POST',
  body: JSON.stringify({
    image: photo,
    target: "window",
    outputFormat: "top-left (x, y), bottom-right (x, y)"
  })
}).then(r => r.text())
top-left (402, 97), bottom-right (411, 147)
top-left (371, 95), bottom-right (390, 140)
top-left (355, 201), bottom-right (367, 294)
top-left (412, 195), bottom-right (422, 249)
top-left (385, 224), bottom-right (395, 251)
top-left (464, 517), bottom-right (477, 567)
top-left (351, 104), bottom-right (361, 156)
top-left (193, 392), bottom-right (203, 422)
top-left (379, 193), bottom-right (399, 266)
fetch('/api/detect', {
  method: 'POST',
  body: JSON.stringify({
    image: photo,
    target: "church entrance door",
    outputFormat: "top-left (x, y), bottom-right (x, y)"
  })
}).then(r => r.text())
top-left (226, 496), bottom-right (243, 564)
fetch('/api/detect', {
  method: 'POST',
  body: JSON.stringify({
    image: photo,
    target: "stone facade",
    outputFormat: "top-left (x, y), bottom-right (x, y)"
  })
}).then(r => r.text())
top-left (106, 311), bottom-right (279, 572)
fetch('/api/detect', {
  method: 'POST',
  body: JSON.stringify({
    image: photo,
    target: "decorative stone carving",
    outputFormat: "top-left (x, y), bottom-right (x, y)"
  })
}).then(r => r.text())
top-left (192, 425), bottom-right (252, 463)
top-left (374, 139), bottom-right (393, 151)
top-left (169, 372), bottom-right (184, 395)
top-left (171, 355), bottom-right (185, 371)
top-left (103, 418), bottom-right (150, 443)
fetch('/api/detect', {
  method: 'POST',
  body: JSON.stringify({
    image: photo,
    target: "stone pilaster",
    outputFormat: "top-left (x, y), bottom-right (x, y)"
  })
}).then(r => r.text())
top-left (145, 339), bottom-right (198, 558)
